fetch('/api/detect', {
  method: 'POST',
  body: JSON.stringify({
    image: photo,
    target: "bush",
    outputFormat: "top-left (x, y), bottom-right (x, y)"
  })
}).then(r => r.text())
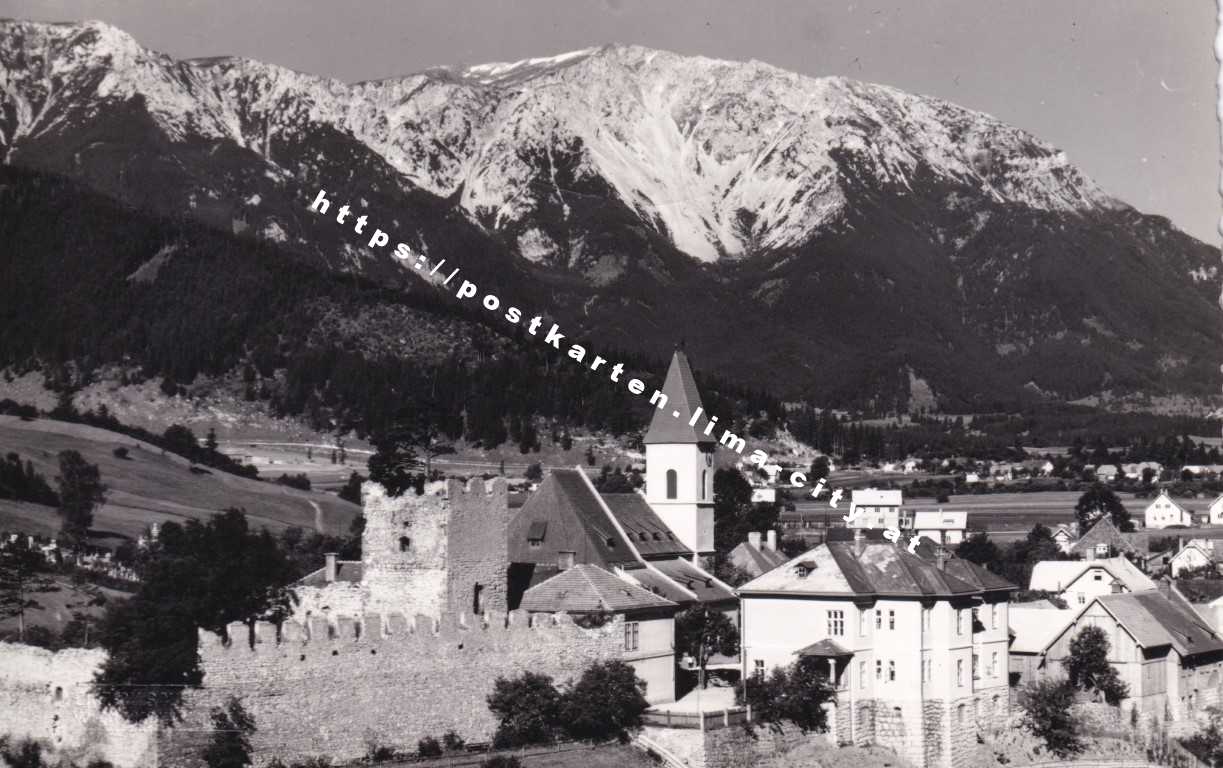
top-left (481, 758), bottom-right (522, 768)
top-left (1020, 679), bottom-right (1082, 757)
top-left (276, 473), bottom-right (312, 491)
top-left (736, 657), bottom-right (835, 733)
top-left (524, 463), bottom-right (542, 482)
top-left (487, 671), bottom-right (563, 747)
top-left (417, 736), bottom-right (442, 757)
top-left (561, 660), bottom-right (649, 741)
top-left (442, 730), bottom-right (465, 752)
top-left (112, 446), bottom-right (130, 460)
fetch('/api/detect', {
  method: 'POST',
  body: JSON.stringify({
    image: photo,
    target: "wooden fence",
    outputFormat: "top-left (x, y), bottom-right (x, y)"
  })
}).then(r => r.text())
top-left (640, 706), bottom-right (753, 731)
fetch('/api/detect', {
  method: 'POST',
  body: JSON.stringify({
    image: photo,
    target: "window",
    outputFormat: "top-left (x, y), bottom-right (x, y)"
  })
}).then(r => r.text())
top-left (701, 470), bottom-right (707, 500)
top-left (666, 470), bottom-right (678, 499)
top-left (956, 659), bottom-right (964, 686)
top-left (922, 658), bottom-right (932, 683)
top-left (529, 539), bottom-right (541, 549)
top-left (973, 653), bottom-right (980, 680)
top-left (888, 610), bottom-right (895, 630)
top-left (827, 610), bottom-right (845, 637)
top-left (888, 660), bottom-right (896, 682)
top-left (1077, 592), bottom-right (1086, 605)
top-left (558, 551), bottom-right (575, 570)
top-left (921, 607), bottom-right (931, 633)
top-left (1093, 573), bottom-right (1103, 581)
top-left (754, 659), bottom-right (765, 678)
top-left (957, 609), bottom-right (966, 635)
top-left (398, 536), bottom-right (411, 552)
top-left (991, 604), bottom-right (999, 630)
top-left (859, 661), bottom-right (866, 684)
top-left (624, 622), bottom-right (639, 652)
top-left (876, 660), bottom-right (882, 680)
top-left (472, 584), bottom-right (484, 615)
top-left (859, 609), bottom-right (869, 636)
top-left (991, 651), bottom-right (999, 678)
top-left (876, 610), bottom-right (883, 630)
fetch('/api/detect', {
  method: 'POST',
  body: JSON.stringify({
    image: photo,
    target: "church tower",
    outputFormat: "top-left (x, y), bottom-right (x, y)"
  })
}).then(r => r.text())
top-left (644, 349), bottom-right (716, 560)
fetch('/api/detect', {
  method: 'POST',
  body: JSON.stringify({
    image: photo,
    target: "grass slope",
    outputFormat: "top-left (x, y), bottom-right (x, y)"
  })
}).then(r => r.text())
top-left (0, 416), bottom-right (360, 543)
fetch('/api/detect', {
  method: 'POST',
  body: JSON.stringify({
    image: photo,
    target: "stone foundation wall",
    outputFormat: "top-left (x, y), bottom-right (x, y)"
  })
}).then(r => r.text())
top-left (162, 609), bottom-right (622, 767)
top-left (0, 643), bottom-right (160, 768)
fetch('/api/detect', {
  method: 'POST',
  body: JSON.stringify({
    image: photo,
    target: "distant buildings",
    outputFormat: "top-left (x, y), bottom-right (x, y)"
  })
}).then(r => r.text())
top-left (1069, 517), bottom-right (1136, 561)
top-left (846, 488), bottom-right (909, 530)
top-left (912, 510), bottom-right (968, 546)
top-left (1167, 539), bottom-right (1223, 578)
top-left (727, 531), bottom-right (787, 579)
top-left (1209, 494), bottom-right (1223, 525)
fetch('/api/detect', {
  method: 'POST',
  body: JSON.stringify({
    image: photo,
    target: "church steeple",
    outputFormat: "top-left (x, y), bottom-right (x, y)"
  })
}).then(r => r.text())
top-left (644, 349), bottom-right (716, 446)
top-left (644, 349), bottom-right (716, 558)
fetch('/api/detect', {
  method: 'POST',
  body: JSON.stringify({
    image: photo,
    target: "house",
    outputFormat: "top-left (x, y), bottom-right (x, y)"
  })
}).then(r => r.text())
top-left (964, 472), bottom-right (981, 485)
top-left (1051, 524), bottom-right (1076, 554)
top-left (750, 486), bottom-right (777, 504)
top-left (903, 459), bottom-right (920, 474)
top-left (913, 509), bottom-right (968, 545)
top-left (519, 563), bottom-right (679, 703)
top-left (1028, 557), bottom-right (1156, 607)
top-left (738, 532), bottom-right (1015, 768)
top-left (846, 488), bottom-right (909, 531)
top-left (1040, 588), bottom-right (1223, 719)
top-left (1096, 464), bottom-right (1120, 482)
top-left (1145, 490), bottom-right (1193, 529)
top-left (1124, 462), bottom-right (1164, 481)
top-left (1209, 494), bottom-right (1223, 525)
top-left (1008, 606), bottom-right (1078, 687)
top-left (728, 531), bottom-right (788, 578)
top-left (1070, 517), bottom-right (1138, 561)
top-left (1168, 540), bottom-right (1223, 577)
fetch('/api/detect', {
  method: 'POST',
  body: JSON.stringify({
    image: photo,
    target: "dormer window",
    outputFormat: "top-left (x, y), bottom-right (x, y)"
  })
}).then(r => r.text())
top-left (793, 560), bottom-right (816, 578)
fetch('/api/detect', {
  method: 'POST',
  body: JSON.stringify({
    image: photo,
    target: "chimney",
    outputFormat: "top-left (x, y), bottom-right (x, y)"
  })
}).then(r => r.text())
top-left (748, 531), bottom-right (762, 550)
top-left (853, 528), bottom-right (866, 556)
top-left (324, 552), bottom-right (337, 583)
top-left (765, 530), bottom-right (777, 552)
top-left (1110, 579), bottom-right (1124, 594)
top-left (935, 548), bottom-right (948, 571)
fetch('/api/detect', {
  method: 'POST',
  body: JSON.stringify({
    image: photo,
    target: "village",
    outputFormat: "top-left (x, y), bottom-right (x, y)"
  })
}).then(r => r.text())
top-left (3, 350), bottom-right (1223, 768)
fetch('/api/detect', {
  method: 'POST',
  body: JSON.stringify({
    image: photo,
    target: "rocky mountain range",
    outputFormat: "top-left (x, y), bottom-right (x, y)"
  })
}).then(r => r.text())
top-left (1, 19), bottom-right (1220, 411)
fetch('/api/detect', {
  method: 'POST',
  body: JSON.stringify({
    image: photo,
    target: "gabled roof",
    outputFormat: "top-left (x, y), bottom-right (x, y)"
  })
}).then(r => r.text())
top-left (1094, 590), bottom-right (1223, 657)
top-left (600, 492), bottom-right (690, 558)
top-left (296, 561), bottom-right (363, 587)
top-left (1145, 490), bottom-right (1190, 516)
top-left (796, 638), bottom-right (852, 657)
top-left (509, 469), bottom-right (634, 566)
top-left (1070, 517), bottom-right (1137, 555)
top-left (519, 564), bottom-right (678, 614)
top-left (643, 350), bottom-right (714, 445)
top-left (1029, 557), bottom-right (1155, 594)
top-left (729, 541), bottom-right (788, 575)
top-left (651, 558), bottom-right (736, 603)
top-left (738, 541), bottom-right (1014, 598)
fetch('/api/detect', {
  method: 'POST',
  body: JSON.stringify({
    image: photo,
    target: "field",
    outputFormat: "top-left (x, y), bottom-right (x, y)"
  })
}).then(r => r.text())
top-left (0, 573), bottom-right (128, 640)
top-left (0, 416), bottom-right (361, 544)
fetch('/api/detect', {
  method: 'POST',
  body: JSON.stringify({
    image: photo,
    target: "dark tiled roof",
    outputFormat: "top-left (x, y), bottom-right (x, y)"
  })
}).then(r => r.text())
top-left (296, 561), bottom-right (363, 587)
top-left (643, 350), bottom-right (715, 445)
top-left (1071, 517), bottom-right (1138, 555)
top-left (739, 541), bottom-right (1010, 598)
top-left (1097, 590), bottom-right (1223, 657)
top-left (600, 492), bottom-right (691, 558)
top-left (509, 469), bottom-right (633, 566)
top-left (624, 566), bottom-right (695, 604)
top-left (519, 564), bottom-right (678, 613)
top-left (651, 558), bottom-right (736, 603)
top-left (729, 541), bottom-right (788, 576)
top-left (796, 638), bottom-right (852, 657)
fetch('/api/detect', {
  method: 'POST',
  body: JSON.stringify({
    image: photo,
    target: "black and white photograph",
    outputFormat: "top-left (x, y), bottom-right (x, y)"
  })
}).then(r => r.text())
top-left (0, 2), bottom-right (1219, 767)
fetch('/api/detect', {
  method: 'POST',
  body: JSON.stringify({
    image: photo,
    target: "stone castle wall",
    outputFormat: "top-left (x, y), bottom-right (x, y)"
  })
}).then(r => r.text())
top-left (445, 478), bottom-right (508, 615)
top-left (0, 643), bottom-right (160, 768)
top-left (162, 609), bottom-right (624, 767)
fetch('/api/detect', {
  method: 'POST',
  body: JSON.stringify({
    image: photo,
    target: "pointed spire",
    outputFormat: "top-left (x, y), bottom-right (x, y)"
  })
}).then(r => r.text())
top-left (644, 349), bottom-right (715, 445)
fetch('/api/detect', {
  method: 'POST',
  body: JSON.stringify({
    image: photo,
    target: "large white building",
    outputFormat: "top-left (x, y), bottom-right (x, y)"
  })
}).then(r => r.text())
top-left (847, 488), bottom-right (909, 530)
top-left (1028, 557), bottom-right (1155, 607)
top-left (1145, 489), bottom-right (1193, 529)
top-left (737, 533), bottom-right (1015, 768)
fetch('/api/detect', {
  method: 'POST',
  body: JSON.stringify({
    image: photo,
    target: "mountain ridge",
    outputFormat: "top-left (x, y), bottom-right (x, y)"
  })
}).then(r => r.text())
top-left (1, 18), bottom-right (1219, 410)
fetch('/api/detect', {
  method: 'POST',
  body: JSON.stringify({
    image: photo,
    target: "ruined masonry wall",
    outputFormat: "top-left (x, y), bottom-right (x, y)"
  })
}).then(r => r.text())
top-left (0, 643), bottom-right (159, 768)
top-left (446, 478), bottom-right (509, 615)
top-left (164, 609), bottom-right (623, 767)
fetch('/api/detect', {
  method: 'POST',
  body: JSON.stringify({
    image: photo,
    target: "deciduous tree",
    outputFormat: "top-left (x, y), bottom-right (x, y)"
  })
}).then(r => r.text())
top-left (55, 450), bottom-right (106, 545)
top-left (0, 547), bottom-right (57, 641)
top-left (675, 606), bottom-right (739, 689)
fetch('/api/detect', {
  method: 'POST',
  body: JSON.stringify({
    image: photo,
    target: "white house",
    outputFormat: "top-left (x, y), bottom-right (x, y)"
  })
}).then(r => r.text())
top-left (847, 488), bottom-right (910, 531)
top-left (913, 509), bottom-right (968, 545)
top-left (738, 534), bottom-right (1015, 768)
top-left (1145, 490), bottom-right (1193, 530)
top-left (1028, 557), bottom-right (1156, 607)
top-left (1096, 464), bottom-right (1120, 482)
top-left (1168, 540), bottom-right (1222, 578)
top-left (1208, 494), bottom-right (1223, 525)
top-left (1051, 524), bottom-right (1076, 554)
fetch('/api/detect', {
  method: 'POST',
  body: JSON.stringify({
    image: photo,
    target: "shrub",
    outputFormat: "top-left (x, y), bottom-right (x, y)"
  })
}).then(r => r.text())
top-left (442, 730), bottom-right (465, 752)
top-left (562, 660), bottom-right (649, 741)
top-left (524, 463), bottom-right (543, 482)
top-left (736, 657), bottom-right (835, 733)
top-left (275, 473), bottom-right (312, 491)
top-left (1020, 679), bottom-right (1082, 757)
top-left (487, 671), bottom-right (563, 747)
top-left (417, 736), bottom-right (442, 757)
top-left (112, 447), bottom-right (130, 460)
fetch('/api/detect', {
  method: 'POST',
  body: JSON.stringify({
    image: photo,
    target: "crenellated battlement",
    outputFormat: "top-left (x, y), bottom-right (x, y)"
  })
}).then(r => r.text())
top-left (199, 609), bottom-right (622, 655)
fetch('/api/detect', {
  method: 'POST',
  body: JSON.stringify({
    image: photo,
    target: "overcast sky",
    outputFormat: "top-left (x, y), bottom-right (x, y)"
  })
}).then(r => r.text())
top-left (4, 0), bottom-right (1218, 244)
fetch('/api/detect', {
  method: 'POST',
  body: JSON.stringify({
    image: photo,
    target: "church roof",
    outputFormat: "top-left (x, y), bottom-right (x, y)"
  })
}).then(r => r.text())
top-left (519, 564), bottom-right (678, 614)
top-left (599, 492), bottom-right (690, 558)
top-left (643, 350), bottom-right (715, 445)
